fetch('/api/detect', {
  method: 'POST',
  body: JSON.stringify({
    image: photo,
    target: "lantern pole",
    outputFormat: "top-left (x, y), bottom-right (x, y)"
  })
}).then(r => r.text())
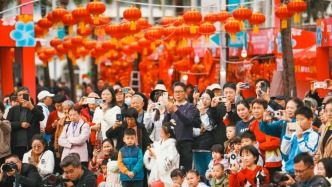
top-left (219, 0), bottom-right (228, 87)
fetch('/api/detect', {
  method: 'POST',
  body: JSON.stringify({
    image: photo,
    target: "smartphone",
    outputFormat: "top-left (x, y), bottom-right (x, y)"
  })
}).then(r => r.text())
top-left (95, 99), bottom-right (106, 105)
top-left (23, 93), bottom-right (29, 101)
top-left (269, 111), bottom-right (281, 118)
top-left (95, 139), bottom-right (101, 150)
top-left (168, 96), bottom-right (174, 103)
top-left (194, 85), bottom-right (198, 93)
top-left (260, 82), bottom-right (268, 93)
top-left (116, 114), bottom-right (122, 121)
top-left (304, 100), bottom-right (312, 108)
top-left (84, 98), bottom-right (95, 104)
top-left (121, 88), bottom-right (129, 93)
top-left (288, 122), bottom-right (298, 132)
top-left (241, 83), bottom-right (250, 89)
top-left (314, 82), bottom-right (327, 89)
top-left (214, 96), bottom-right (227, 103)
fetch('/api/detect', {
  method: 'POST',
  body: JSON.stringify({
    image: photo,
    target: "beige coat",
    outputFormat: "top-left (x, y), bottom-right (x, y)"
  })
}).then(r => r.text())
top-left (318, 123), bottom-right (332, 158)
top-left (0, 120), bottom-right (11, 159)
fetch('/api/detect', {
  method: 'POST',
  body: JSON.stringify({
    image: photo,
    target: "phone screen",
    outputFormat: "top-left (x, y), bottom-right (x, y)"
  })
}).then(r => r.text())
top-left (194, 85), bottom-right (198, 93)
top-left (260, 82), bottom-right (268, 93)
top-left (116, 114), bottom-right (122, 121)
top-left (23, 93), bottom-right (29, 101)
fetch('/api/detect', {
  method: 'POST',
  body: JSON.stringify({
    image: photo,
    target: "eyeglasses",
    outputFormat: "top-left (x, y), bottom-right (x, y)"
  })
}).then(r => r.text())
top-left (294, 165), bottom-right (311, 174)
top-left (63, 167), bottom-right (78, 175)
top-left (174, 90), bottom-right (185, 95)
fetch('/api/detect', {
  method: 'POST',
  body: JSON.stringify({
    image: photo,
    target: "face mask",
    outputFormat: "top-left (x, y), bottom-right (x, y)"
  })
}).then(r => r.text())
top-left (124, 98), bottom-right (131, 106)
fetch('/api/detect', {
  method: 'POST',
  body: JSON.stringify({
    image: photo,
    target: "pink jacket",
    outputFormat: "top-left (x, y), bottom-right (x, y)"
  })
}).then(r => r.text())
top-left (58, 118), bottom-right (91, 162)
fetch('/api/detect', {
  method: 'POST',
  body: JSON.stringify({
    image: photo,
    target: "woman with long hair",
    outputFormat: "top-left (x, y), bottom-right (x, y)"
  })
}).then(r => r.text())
top-left (318, 98), bottom-right (332, 158)
top-left (235, 100), bottom-right (255, 135)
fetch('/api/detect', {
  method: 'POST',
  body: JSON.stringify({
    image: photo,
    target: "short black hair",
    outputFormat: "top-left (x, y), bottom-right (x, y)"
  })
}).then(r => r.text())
top-left (124, 128), bottom-right (136, 136)
top-left (17, 86), bottom-right (30, 93)
top-left (210, 144), bottom-right (224, 154)
top-left (4, 154), bottom-right (20, 161)
top-left (240, 145), bottom-right (260, 164)
top-left (125, 108), bottom-right (139, 119)
top-left (110, 151), bottom-right (118, 160)
top-left (172, 82), bottom-right (187, 92)
top-left (68, 106), bottom-right (81, 114)
top-left (287, 97), bottom-right (304, 109)
top-left (226, 123), bottom-right (236, 129)
top-left (101, 159), bottom-right (108, 166)
top-left (213, 163), bottom-right (224, 171)
top-left (60, 154), bottom-right (81, 168)
top-left (240, 131), bottom-right (256, 142)
top-left (294, 152), bottom-right (314, 167)
top-left (236, 100), bottom-right (250, 110)
top-left (171, 168), bottom-right (185, 178)
top-left (252, 99), bottom-right (268, 110)
top-left (53, 94), bottom-right (66, 103)
top-left (255, 78), bottom-right (270, 88)
top-left (294, 107), bottom-right (313, 119)
top-left (223, 82), bottom-right (236, 91)
top-left (232, 136), bottom-right (241, 144)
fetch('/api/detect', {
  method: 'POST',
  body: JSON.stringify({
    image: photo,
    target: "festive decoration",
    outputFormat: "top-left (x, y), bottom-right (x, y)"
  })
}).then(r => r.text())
top-left (232, 5), bottom-right (252, 30)
top-left (52, 7), bottom-right (69, 27)
top-left (123, 6), bottom-right (142, 30)
top-left (10, 21), bottom-right (35, 46)
top-left (287, 0), bottom-right (307, 23)
top-left (37, 17), bottom-right (53, 37)
top-left (137, 18), bottom-right (151, 30)
top-left (275, 4), bottom-right (293, 29)
top-left (160, 16), bottom-right (175, 27)
top-left (224, 17), bottom-right (241, 41)
top-left (87, 0), bottom-right (106, 24)
top-left (204, 12), bottom-right (219, 23)
top-left (198, 22), bottom-right (216, 42)
top-left (50, 38), bottom-right (62, 48)
top-left (183, 9), bottom-right (202, 34)
top-left (62, 13), bottom-right (77, 35)
top-left (72, 6), bottom-right (90, 33)
top-left (249, 11), bottom-right (266, 34)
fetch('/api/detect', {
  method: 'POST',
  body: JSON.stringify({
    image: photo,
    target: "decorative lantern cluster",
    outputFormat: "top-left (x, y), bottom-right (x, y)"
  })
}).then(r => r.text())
top-left (275, 0), bottom-right (307, 29)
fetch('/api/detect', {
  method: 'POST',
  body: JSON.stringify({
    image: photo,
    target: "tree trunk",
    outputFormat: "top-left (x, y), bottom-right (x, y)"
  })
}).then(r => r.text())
top-left (66, 56), bottom-right (76, 102)
top-left (41, 0), bottom-right (51, 89)
top-left (281, 17), bottom-right (296, 97)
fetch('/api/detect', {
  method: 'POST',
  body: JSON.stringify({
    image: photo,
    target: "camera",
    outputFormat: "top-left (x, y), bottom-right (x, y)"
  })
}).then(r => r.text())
top-left (229, 153), bottom-right (237, 165)
top-left (121, 88), bottom-right (129, 93)
top-left (268, 111), bottom-right (281, 118)
top-left (241, 83), bottom-right (250, 89)
top-left (2, 161), bottom-right (18, 173)
top-left (314, 82), bottom-right (327, 89)
top-left (214, 96), bottom-right (227, 103)
top-left (83, 98), bottom-right (106, 105)
top-left (273, 171), bottom-right (294, 183)
top-left (43, 174), bottom-right (70, 187)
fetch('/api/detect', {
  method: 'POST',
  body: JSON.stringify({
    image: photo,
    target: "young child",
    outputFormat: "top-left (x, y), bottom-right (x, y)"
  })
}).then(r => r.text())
top-left (225, 136), bottom-right (241, 169)
top-left (171, 169), bottom-right (187, 187)
top-left (211, 164), bottom-right (228, 187)
top-left (224, 123), bottom-right (236, 154)
top-left (186, 170), bottom-right (208, 187)
top-left (281, 107), bottom-right (320, 173)
top-left (118, 128), bottom-right (144, 187)
top-left (105, 151), bottom-right (121, 187)
top-left (205, 144), bottom-right (228, 183)
top-left (239, 131), bottom-right (264, 167)
top-left (97, 159), bottom-right (108, 187)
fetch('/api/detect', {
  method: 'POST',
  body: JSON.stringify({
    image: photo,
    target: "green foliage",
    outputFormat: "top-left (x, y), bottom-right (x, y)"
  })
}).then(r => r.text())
top-left (73, 0), bottom-right (84, 6)
top-left (104, 0), bottom-right (113, 4)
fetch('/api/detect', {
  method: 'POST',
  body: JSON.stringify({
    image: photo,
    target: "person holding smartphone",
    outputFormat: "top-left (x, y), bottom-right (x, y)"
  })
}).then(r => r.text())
top-left (6, 87), bottom-right (45, 160)
top-left (255, 79), bottom-right (284, 111)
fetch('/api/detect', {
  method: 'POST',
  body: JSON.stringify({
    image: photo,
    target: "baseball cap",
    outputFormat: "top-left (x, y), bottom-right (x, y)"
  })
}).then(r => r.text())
top-left (271, 95), bottom-right (286, 101)
top-left (37, 90), bottom-right (55, 101)
top-left (208, 83), bottom-right (222, 91)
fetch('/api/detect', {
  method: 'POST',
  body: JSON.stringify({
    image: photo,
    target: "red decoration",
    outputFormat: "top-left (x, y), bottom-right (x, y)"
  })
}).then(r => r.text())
top-left (52, 7), bottom-right (69, 27)
top-left (287, 0), bottom-right (307, 23)
top-left (137, 18), bottom-right (151, 30)
top-left (232, 5), bottom-right (252, 30)
top-left (37, 17), bottom-right (53, 37)
top-left (183, 9), bottom-right (202, 33)
top-left (83, 40), bottom-right (97, 50)
top-left (275, 4), bottom-right (293, 29)
top-left (248, 11), bottom-right (266, 34)
top-left (34, 25), bottom-right (44, 38)
top-left (204, 12), bottom-right (219, 23)
top-left (50, 38), bottom-right (62, 48)
top-left (87, 0), bottom-right (106, 24)
top-left (217, 10), bottom-right (232, 23)
top-left (62, 13), bottom-right (77, 35)
top-left (160, 16), bottom-right (175, 27)
top-left (123, 6), bottom-right (142, 30)
top-left (224, 17), bottom-right (241, 41)
top-left (72, 5), bottom-right (90, 33)
top-left (199, 22), bottom-right (216, 42)
top-left (77, 26), bottom-right (92, 40)
top-left (173, 16), bottom-right (184, 26)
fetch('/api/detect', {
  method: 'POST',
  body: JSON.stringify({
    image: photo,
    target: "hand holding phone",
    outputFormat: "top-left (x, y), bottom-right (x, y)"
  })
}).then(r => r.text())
top-left (116, 114), bottom-right (122, 121)
top-left (23, 93), bottom-right (29, 101)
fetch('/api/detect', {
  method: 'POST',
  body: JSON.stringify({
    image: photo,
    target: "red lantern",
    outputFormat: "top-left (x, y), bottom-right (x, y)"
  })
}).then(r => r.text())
top-left (83, 40), bottom-right (97, 50)
top-left (50, 38), bottom-right (62, 48)
top-left (91, 14), bottom-right (111, 36)
top-left (34, 25), bottom-right (44, 38)
top-left (77, 26), bottom-right (93, 41)
top-left (80, 47), bottom-right (90, 61)
top-left (232, 5), bottom-right (252, 30)
top-left (138, 38), bottom-right (151, 55)
top-left (71, 36), bottom-right (83, 47)
top-left (160, 16), bottom-right (175, 27)
top-left (199, 22), bottom-right (216, 42)
top-left (37, 17), bottom-right (53, 37)
top-left (173, 16), bottom-right (184, 26)
top-left (87, 0), bottom-right (106, 24)
top-left (217, 10), bottom-right (232, 23)
top-left (123, 6), bottom-right (142, 30)
top-left (248, 11), bottom-right (266, 34)
top-left (72, 5), bottom-right (90, 33)
top-left (287, 0), bottom-right (307, 23)
top-left (275, 4), bottom-right (293, 29)
top-left (52, 7), bottom-right (69, 27)
top-left (224, 17), bottom-right (241, 41)
top-left (102, 41), bottom-right (116, 50)
top-left (137, 18), bottom-right (151, 30)
top-left (62, 13), bottom-right (77, 35)
top-left (204, 12), bottom-right (219, 23)
top-left (183, 9), bottom-right (202, 33)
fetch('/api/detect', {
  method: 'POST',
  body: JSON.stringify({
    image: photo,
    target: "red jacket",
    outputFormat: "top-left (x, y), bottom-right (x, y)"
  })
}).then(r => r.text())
top-left (45, 111), bottom-right (59, 135)
top-left (97, 173), bottom-right (105, 186)
top-left (80, 107), bottom-right (96, 145)
top-left (229, 165), bottom-right (270, 187)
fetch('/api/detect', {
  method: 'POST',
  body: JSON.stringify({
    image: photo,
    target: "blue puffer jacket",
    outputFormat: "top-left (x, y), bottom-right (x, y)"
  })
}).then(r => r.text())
top-left (119, 145), bottom-right (144, 181)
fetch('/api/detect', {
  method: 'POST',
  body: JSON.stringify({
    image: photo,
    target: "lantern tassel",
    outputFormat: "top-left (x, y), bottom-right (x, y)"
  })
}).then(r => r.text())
top-left (93, 15), bottom-right (99, 24)
top-left (59, 21), bottom-right (64, 28)
top-left (82, 56), bottom-right (86, 62)
top-left (169, 39), bottom-right (175, 48)
top-left (111, 37), bottom-right (117, 45)
top-left (94, 28), bottom-right (99, 35)
top-left (253, 25), bottom-right (259, 34)
top-left (69, 26), bottom-right (74, 35)
top-left (294, 13), bottom-right (300, 23)
top-left (204, 36), bottom-right (209, 43)
top-left (79, 21), bottom-right (86, 33)
top-left (281, 19), bottom-right (287, 29)
top-left (143, 48), bottom-right (147, 55)
top-left (130, 21), bottom-right (136, 30)
top-left (151, 42), bottom-right (156, 50)
top-left (42, 61), bottom-right (47, 67)
top-left (59, 55), bottom-right (65, 61)
top-left (230, 33), bottom-right (236, 41)
top-left (134, 52), bottom-right (137, 58)
top-left (240, 21), bottom-right (245, 31)
top-left (190, 24), bottom-right (196, 34)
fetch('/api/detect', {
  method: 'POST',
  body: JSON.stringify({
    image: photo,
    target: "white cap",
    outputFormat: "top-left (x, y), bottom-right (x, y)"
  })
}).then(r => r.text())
top-left (37, 90), bottom-right (55, 101)
top-left (208, 83), bottom-right (222, 91)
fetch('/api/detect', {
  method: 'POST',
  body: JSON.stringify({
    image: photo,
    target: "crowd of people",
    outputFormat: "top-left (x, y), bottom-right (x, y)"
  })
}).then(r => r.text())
top-left (0, 78), bottom-right (332, 187)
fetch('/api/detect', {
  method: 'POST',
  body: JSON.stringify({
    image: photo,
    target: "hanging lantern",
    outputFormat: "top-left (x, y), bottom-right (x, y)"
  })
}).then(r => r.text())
top-left (287, 0), bottom-right (307, 23)
top-left (224, 17), bottom-right (241, 41)
top-left (176, 24), bottom-right (191, 46)
top-left (145, 27), bottom-right (163, 51)
top-left (248, 11), bottom-right (266, 34)
top-left (204, 12), bottom-right (219, 23)
top-left (46, 12), bottom-right (56, 29)
top-left (275, 4), bottom-right (293, 29)
top-left (183, 9), bottom-right (202, 34)
top-left (160, 16), bottom-right (175, 27)
top-left (62, 13), bottom-right (77, 35)
top-left (173, 16), bottom-right (184, 26)
top-left (55, 44), bottom-right (67, 60)
top-left (138, 38), bottom-right (151, 55)
top-left (232, 5), bottom-right (252, 30)
top-left (77, 26), bottom-right (93, 41)
top-left (34, 25), bottom-right (44, 38)
top-left (50, 38), bottom-right (62, 48)
top-left (91, 14), bottom-right (111, 36)
top-left (44, 48), bottom-right (56, 62)
top-left (52, 7), bottom-right (69, 28)
top-left (83, 40), bottom-right (97, 50)
top-left (217, 10), bottom-right (232, 24)
top-left (38, 53), bottom-right (49, 67)
top-left (37, 17), bottom-right (53, 37)
top-left (199, 22), bottom-right (216, 42)
top-left (137, 18), bottom-right (151, 30)
top-left (123, 6), bottom-right (142, 30)
top-left (163, 25), bottom-right (176, 47)
top-left (87, 0), bottom-right (106, 24)
top-left (72, 5), bottom-right (90, 33)
top-left (120, 21), bottom-right (141, 43)
top-left (80, 47), bottom-right (89, 61)
top-left (71, 36), bottom-right (83, 52)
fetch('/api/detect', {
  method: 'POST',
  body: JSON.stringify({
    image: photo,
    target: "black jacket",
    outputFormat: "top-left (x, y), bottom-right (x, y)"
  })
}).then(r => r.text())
top-left (292, 175), bottom-right (330, 187)
top-left (1, 163), bottom-right (42, 187)
top-left (7, 105), bottom-right (44, 148)
top-left (105, 122), bottom-right (152, 153)
top-left (193, 108), bottom-right (215, 150)
top-left (71, 167), bottom-right (96, 187)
